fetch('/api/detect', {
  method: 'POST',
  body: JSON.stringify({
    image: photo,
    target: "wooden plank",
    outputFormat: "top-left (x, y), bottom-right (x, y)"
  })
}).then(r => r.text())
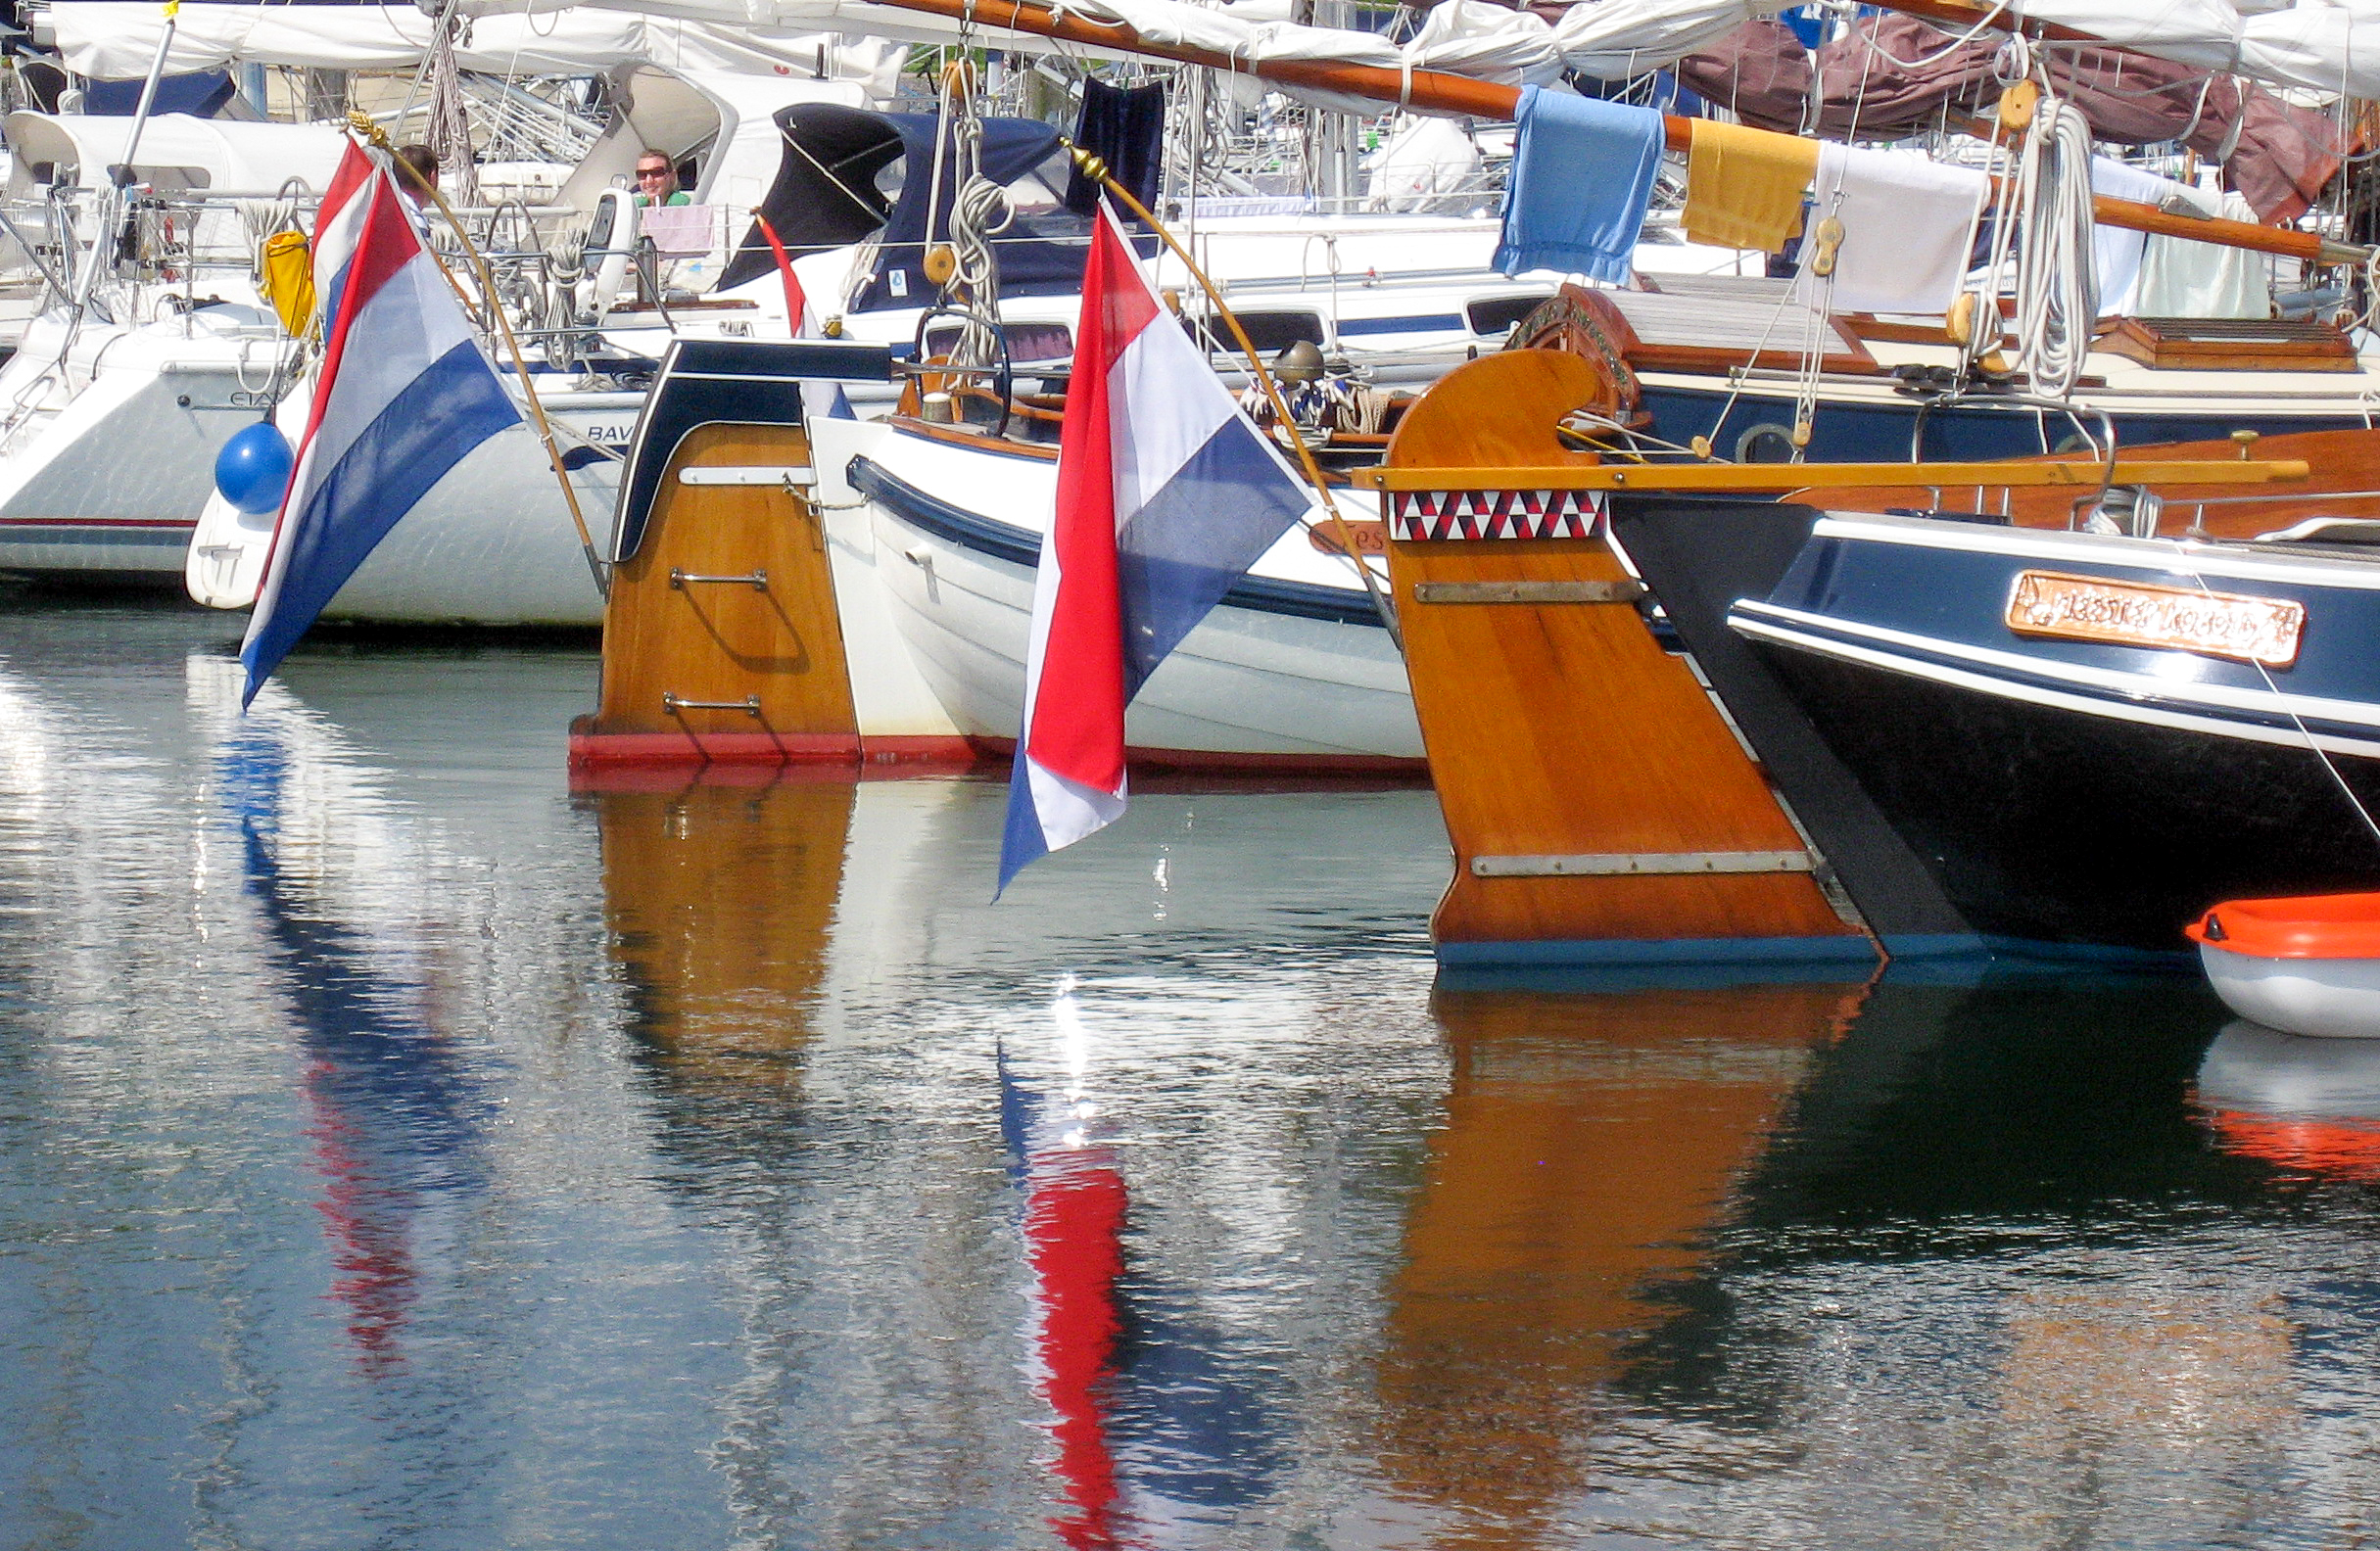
top-left (1363, 457), bottom-right (2313, 492)
top-left (586, 422), bottom-right (859, 755)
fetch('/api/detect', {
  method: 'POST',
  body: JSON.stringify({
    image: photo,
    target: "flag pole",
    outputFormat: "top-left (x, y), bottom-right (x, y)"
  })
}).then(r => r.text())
top-left (1063, 144), bottom-right (1404, 650)
top-left (346, 114), bottom-right (610, 599)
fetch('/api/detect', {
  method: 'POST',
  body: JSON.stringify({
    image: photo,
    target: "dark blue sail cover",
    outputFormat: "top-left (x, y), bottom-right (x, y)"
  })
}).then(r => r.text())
top-left (851, 113), bottom-right (1101, 313)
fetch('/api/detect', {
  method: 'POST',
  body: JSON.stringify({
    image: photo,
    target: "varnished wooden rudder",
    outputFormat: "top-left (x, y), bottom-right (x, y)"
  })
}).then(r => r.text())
top-left (1383, 350), bottom-right (1875, 964)
top-left (582, 421), bottom-right (861, 765)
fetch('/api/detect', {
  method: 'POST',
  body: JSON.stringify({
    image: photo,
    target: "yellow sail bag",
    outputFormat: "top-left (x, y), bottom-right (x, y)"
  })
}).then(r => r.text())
top-left (259, 230), bottom-right (315, 337)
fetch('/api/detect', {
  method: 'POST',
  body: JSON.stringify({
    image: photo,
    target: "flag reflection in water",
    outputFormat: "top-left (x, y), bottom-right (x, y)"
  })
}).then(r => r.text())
top-left (1003, 978), bottom-right (1131, 1549)
top-left (216, 713), bottom-right (489, 1376)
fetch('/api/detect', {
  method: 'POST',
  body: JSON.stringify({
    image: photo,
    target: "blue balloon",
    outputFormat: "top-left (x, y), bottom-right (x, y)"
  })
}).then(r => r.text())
top-left (214, 421), bottom-right (293, 515)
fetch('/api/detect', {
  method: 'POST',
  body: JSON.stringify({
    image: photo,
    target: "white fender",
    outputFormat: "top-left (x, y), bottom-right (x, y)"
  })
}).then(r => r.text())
top-left (585, 187), bottom-right (639, 318)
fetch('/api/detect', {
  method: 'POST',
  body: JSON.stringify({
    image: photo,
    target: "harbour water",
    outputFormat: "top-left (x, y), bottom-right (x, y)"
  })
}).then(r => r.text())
top-left (5, 595), bottom-right (2380, 1549)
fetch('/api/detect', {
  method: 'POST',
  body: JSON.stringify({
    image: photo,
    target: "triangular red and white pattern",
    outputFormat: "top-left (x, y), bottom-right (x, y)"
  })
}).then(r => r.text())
top-left (1387, 489), bottom-right (1604, 541)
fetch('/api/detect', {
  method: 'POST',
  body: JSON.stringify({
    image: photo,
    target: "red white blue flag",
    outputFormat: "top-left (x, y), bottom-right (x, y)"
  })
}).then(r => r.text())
top-left (997, 202), bottom-right (1310, 890)
top-left (240, 140), bottom-right (518, 705)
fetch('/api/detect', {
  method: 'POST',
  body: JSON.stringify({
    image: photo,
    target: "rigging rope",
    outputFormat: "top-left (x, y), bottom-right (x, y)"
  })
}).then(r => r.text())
top-left (2011, 92), bottom-right (2098, 400)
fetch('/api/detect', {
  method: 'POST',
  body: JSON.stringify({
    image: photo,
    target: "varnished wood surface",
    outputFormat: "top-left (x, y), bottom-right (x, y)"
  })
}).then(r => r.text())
top-left (1790, 426), bottom-right (2380, 539)
top-left (2098, 315), bottom-right (2359, 373)
top-left (589, 423), bottom-right (858, 754)
top-left (1385, 351), bottom-right (1868, 952)
top-left (1366, 457), bottom-right (2309, 493)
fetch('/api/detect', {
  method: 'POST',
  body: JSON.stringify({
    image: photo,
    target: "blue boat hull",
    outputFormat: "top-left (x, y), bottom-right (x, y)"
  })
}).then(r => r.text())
top-left (1640, 382), bottom-right (2369, 464)
top-left (1717, 514), bottom-right (2380, 952)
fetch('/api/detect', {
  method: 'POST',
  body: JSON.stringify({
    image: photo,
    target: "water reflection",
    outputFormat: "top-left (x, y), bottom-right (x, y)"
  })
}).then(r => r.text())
top-left (1381, 979), bottom-right (1864, 1542)
top-left (2197, 1020), bottom-right (2380, 1182)
top-left (213, 685), bottom-right (492, 1376)
top-left (13, 600), bottom-right (2380, 1547)
top-left (1004, 1023), bottom-right (1130, 1549)
top-left (1601, 978), bottom-right (2380, 1548)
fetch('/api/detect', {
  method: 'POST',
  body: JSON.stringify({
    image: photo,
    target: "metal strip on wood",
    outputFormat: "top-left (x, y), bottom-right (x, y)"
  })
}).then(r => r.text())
top-left (678, 466), bottom-right (816, 485)
top-left (1471, 851), bottom-right (1817, 877)
top-left (1413, 580), bottom-right (1645, 604)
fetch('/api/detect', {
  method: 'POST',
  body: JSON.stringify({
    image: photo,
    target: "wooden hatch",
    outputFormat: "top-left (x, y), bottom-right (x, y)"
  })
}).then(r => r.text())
top-left (2097, 316), bottom-right (2358, 372)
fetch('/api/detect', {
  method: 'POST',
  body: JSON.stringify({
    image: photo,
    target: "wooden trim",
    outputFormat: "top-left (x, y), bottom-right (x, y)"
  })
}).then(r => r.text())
top-left (886, 415), bottom-right (1061, 461)
top-left (1362, 458), bottom-right (2313, 493)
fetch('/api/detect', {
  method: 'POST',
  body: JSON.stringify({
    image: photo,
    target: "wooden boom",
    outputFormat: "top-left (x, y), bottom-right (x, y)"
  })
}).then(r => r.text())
top-left (1361, 458), bottom-right (2314, 494)
top-left (867, 0), bottom-right (2363, 264)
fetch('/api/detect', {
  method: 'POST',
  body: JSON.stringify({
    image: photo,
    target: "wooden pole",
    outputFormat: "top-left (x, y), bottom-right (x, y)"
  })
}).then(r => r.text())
top-left (863, 0), bottom-right (2368, 264)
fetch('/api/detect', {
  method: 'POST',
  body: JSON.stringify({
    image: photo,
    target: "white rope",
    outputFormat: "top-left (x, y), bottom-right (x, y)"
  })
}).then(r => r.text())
top-left (938, 68), bottom-right (1013, 369)
top-left (2012, 93), bottom-right (2098, 400)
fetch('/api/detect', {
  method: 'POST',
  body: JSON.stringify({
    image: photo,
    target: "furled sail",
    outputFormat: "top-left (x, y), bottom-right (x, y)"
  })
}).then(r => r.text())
top-left (1677, 14), bottom-right (2344, 222)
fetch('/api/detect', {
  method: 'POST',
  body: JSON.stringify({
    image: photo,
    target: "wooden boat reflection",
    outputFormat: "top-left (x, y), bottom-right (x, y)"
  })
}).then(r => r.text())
top-left (1374, 976), bottom-right (1864, 1525)
top-left (1600, 978), bottom-right (2313, 1533)
top-left (2196, 1019), bottom-right (2380, 1181)
top-left (587, 772), bottom-right (857, 1101)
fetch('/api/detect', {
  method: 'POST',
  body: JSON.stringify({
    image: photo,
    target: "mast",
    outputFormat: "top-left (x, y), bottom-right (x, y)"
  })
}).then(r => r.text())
top-left (862, 0), bottom-right (2368, 265)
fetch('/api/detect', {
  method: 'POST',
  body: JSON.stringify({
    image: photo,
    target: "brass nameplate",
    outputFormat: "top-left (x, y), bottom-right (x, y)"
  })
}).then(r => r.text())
top-left (2004, 570), bottom-right (2304, 667)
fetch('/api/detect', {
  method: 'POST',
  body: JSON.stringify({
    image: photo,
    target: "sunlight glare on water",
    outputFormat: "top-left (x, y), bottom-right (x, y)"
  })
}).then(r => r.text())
top-left (2, 598), bottom-right (2379, 1550)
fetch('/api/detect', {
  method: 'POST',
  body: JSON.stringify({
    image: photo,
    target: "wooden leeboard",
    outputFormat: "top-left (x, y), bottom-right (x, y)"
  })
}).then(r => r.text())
top-left (1384, 350), bottom-right (1869, 953)
top-left (589, 423), bottom-right (858, 752)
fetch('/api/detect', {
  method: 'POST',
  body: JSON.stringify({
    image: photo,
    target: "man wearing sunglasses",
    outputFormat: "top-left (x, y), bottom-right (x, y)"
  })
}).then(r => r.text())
top-left (634, 150), bottom-right (690, 207)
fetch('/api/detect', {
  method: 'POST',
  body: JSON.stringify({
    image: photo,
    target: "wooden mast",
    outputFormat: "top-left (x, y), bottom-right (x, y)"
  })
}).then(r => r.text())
top-left (863, 0), bottom-right (2365, 265)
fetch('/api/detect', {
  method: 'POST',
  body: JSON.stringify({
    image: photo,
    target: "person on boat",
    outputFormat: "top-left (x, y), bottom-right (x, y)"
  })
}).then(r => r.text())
top-left (393, 144), bottom-right (439, 203)
top-left (635, 151), bottom-right (690, 207)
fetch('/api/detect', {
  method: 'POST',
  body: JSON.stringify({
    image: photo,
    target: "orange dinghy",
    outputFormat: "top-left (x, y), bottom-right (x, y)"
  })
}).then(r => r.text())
top-left (2189, 895), bottom-right (2380, 1039)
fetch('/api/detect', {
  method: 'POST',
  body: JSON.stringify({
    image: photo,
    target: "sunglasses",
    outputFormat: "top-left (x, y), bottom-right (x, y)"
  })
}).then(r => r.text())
top-left (637, 166), bottom-right (672, 178)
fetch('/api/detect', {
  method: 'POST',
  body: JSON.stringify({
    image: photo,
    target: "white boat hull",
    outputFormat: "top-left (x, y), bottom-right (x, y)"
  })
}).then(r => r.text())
top-left (186, 391), bottom-right (635, 627)
top-left (2201, 943), bottom-right (2380, 1039)
top-left (821, 417), bottom-right (1421, 768)
top-left (0, 308), bottom-right (291, 582)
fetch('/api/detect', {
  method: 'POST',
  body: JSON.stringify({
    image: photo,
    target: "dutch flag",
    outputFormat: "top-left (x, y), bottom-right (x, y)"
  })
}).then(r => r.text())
top-left (240, 140), bottom-right (520, 705)
top-left (997, 201), bottom-right (1312, 892)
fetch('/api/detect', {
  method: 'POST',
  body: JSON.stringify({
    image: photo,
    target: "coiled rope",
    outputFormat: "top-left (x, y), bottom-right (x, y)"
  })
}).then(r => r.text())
top-left (2011, 92), bottom-right (2099, 400)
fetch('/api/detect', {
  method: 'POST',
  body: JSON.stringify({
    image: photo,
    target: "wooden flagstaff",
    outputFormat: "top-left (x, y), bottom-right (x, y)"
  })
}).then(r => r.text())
top-left (862, 0), bottom-right (2370, 266)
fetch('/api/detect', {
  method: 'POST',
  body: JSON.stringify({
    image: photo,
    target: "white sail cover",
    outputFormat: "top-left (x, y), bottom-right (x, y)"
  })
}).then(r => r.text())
top-left (87, 0), bottom-right (2380, 109)
top-left (47, 3), bottom-right (902, 93)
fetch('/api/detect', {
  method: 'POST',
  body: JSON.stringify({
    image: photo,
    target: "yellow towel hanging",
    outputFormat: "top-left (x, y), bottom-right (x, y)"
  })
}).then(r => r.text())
top-left (259, 229), bottom-right (314, 338)
top-left (1682, 121), bottom-right (1820, 255)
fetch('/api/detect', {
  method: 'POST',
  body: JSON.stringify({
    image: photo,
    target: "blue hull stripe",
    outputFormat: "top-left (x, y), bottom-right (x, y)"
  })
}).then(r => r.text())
top-left (1737, 603), bottom-right (2380, 748)
top-left (849, 455), bottom-right (1385, 629)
